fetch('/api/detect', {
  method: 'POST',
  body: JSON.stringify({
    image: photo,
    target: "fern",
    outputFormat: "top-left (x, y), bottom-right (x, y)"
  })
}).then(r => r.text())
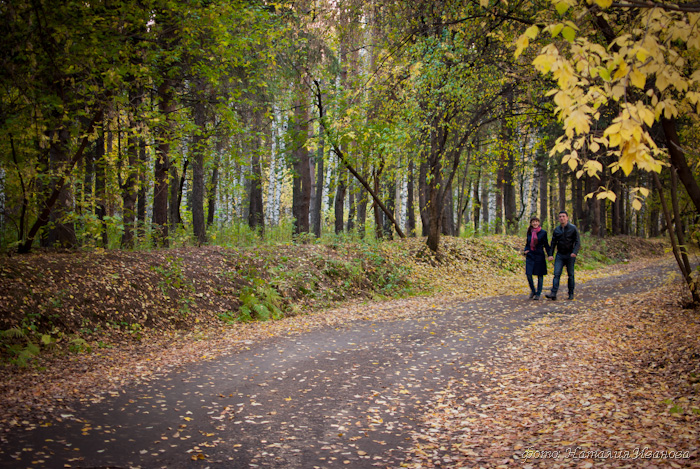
top-left (233, 285), bottom-right (285, 322)
top-left (2, 328), bottom-right (26, 339)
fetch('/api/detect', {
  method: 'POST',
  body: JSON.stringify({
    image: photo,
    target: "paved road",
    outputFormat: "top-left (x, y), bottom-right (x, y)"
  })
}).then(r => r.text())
top-left (0, 259), bottom-right (678, 468)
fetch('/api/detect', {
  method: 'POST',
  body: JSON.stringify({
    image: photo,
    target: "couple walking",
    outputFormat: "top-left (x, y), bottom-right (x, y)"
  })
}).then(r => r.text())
top-left (524, 211), bottom-right (581, 300)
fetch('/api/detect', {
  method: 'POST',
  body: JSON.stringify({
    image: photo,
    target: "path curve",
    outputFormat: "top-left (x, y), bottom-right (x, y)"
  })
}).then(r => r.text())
top-left (0, 258), bottom-right (678, 468)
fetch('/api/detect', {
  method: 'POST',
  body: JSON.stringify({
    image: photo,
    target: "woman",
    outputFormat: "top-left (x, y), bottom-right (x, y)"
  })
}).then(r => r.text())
top-left (523, 216), bottom-right (550, 300)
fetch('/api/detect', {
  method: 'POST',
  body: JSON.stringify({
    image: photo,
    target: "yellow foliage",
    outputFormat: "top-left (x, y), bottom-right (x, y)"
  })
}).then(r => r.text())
top-left (526, 0), bottom-right (700, 188)
top-left (514, 34), bottom-right (529, 59)
top-left (525, 25), bottom-right (539, 40)
top-left (630, 68), bottom-right (645, 89)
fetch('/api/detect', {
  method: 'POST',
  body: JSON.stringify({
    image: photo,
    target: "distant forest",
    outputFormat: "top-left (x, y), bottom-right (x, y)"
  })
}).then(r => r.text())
top-left (1, 0), bottom-right (698, 255)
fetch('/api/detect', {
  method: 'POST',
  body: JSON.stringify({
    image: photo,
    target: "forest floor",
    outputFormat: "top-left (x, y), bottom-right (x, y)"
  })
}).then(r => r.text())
top-left (403, 277), bottom-right (700, 468)
top-left (0, 235), bottom-right (698, 467)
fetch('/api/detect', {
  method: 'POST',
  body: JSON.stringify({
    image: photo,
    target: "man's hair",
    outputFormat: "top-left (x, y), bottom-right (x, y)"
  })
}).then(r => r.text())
top-left (558, 211), bottom-right (569, 216)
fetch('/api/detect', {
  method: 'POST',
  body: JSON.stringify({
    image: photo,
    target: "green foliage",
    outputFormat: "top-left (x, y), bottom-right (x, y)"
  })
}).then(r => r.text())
top-left (68, 337), bottom-right (91, 354)
top-left (473, 238), bottom-right (523, 274)
top-left (1, 321), bottom-right (59, 367)
top-left (209, 219), bottom-right (296, 248)
top-left (236, 284), bottom-right (284, 323)
top-left (217, 311), bottom-right (238, 324)
top-left (152, 257), bottom-right (195, 315)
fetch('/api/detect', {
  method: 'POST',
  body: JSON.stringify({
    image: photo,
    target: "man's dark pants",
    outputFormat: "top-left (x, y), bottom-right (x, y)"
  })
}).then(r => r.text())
top-left (551, 253), bottom-right (575, 296)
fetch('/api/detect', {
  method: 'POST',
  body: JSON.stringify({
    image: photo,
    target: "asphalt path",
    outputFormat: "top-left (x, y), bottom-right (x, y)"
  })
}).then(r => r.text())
top-left (0, 259), bottom-right (678, 469)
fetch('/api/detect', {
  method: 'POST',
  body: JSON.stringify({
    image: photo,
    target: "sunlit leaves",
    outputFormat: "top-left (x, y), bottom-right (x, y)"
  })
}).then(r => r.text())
top-left (630, 187), bottom-right (649, 210)
top-left (518, 0), bottom-right (700, 185)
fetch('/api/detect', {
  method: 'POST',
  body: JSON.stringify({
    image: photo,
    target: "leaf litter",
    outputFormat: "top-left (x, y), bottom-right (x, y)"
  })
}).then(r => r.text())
top-left (403, 282), bottom-right (700, 468)
top-left (0, 235), bottom-right (681, 466)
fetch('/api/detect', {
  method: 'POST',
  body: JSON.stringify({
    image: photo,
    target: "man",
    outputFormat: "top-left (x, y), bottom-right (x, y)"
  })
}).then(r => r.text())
top-left (545, 211), bottom-right (581, 300)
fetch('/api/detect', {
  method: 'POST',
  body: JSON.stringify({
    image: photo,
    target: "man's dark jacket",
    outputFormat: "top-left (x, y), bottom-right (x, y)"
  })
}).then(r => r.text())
top-left (547, 223), bottom-right (581, 257)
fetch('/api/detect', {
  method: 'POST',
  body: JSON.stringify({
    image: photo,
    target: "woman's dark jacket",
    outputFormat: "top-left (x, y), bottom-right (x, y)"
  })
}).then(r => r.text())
top-left (524, 229), bottom-right (550, 276)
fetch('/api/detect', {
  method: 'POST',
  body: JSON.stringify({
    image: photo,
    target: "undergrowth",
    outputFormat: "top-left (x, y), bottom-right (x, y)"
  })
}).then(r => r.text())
top-left (0, 235), bottom-right (669, 367)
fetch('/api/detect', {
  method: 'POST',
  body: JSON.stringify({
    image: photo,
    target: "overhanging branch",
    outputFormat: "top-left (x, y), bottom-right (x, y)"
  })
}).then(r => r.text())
top-left (313, 80), bottom-right (405, 239)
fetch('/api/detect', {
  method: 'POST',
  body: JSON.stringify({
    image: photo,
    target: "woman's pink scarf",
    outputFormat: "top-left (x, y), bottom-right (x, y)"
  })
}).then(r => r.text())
top-left (530, 226), bottom-right (541, 252)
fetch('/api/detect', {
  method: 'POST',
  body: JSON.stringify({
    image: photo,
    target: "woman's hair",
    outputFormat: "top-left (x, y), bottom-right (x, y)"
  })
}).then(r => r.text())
top-left (527, 216), bottom-right (540, 235)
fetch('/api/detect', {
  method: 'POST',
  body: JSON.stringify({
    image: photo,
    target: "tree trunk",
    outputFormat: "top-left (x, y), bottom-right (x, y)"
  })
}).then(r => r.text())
top-left (121, 88), bottom-right (142, 249)
top-left (590, 175), bottom-right (601, 236)
top-left (599, 163), bottom-right (607, 237)
top-left (406, 160), bottom-right (416, 236)
top-left (45, 127), bottom-right (77, 248)
top-left (83, 141), bottom-right (94, 216)
top-left (574, 171), bottom-right (584, 230)
top-left (247, 109), bottom-right (265, 235)
top-left (504, 159), bottom-right (516, 234)
top-left (495, 165), bottom-right (504, 234)
top-left (153, 79), bottom-right (173, 247)
top-left (121, 131), bottom-right (138, 248)
top-left (291, 88), bottom-right (311, 235)
top-left (481, 170), bottom-right (489, 230)
top-left (653, 172), bottom-right (699, 304)
top-left (426, 162), bottom-right (443, 253)
top-left (502, 116), bottom-right (516, 234)
top-left (170, 159), bottom-right (185, 229)
top-left (441, 178), bottom-right (454, 236)
top-left (621, 182), bottom-right (629, 235)
top-left (92, 121), bottom-right (109, 248)
top-left (137, 137), bottom-right (147, 240)
top-left (191, 82), bottom-right (208, 244)
top-left (334, 167), bottom-right (346, 235)
top-left (312, 115), bottom-right (324, 238)
top-left (418, 159), bottom-right (429, 236)
top-left (558, 164), bottom-right (567, 213)
top-left (348, 179), bottom-right (356, 232)
top-left (249, 147), bottom-right (265, 235)
top-left (267, 106), bottom-right (284, 227)
top-left (662, 117), bottom-right (700, 214)
top-left (648, 171), bottom-right (660, 237)
top-left (455, 150), bottom-right (471, 236)
top-left (207, 148), bottom-right (220, 227)
top-left (426, 122), bottom-right (445, 251)
top-left (473, 169), bottom-right (481, 233)
top-left (373, 167), bottom-right (382, 239)
top-left (357, 164), bottom-right (368, 238)
top-left (583, 175), bottom-right (592, 233)
top-left (670, 167), bottom-right (692, 276)
top-left (383, 178), bottom-right (395, 239)
top-left (611, 176), bottom-right (621, 236)
top-left (538, 151), bottom-right (548, 226)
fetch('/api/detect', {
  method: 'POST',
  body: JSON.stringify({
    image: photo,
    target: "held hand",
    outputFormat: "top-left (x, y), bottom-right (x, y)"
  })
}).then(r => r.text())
top-left (548, 256), bottom-right (554, 261)
top-left (571, 253), bottom-right (577, 258)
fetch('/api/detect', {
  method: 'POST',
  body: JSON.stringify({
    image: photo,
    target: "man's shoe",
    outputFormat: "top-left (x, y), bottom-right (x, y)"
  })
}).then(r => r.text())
top-left (545, 293), bottom-right (557, 300)
top-left (568, 293), bottom-right (574, 300)
top-left (533, 294), bottom-right (540, 300)
top-left (529, 292), bottom-right (535, 299)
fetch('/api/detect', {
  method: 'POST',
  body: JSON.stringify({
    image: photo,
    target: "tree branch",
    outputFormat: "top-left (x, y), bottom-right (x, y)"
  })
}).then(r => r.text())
top-left (611, 1), bottom-right (700, 13)
top-left (313, 80), bottom-right (405, 239)
top-left (18, 108), bottom-right (104, 254)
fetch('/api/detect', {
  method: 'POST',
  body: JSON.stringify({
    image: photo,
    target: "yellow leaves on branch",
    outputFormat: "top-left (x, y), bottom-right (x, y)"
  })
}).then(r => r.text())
top-left (516, 0), bottom-right (700, 191)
